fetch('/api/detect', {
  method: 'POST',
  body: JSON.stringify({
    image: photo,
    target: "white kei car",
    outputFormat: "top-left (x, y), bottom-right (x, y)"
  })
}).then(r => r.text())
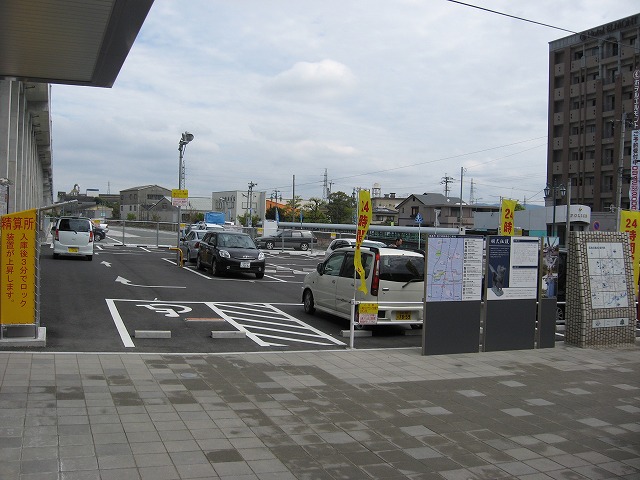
top-left (302, 246), bottom-right (424, 325)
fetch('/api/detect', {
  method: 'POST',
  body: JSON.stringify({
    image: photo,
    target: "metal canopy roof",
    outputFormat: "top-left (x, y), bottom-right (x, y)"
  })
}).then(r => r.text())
top-left (0, 0), bottom-right (153, 88)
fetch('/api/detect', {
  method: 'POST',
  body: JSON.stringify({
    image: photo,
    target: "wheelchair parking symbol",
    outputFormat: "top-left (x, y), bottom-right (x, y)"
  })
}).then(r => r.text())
top-left (135, 303), bottom-right (192, 318)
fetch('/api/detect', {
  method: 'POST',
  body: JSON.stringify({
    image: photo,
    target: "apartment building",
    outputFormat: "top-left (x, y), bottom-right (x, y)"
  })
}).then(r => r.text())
top-left (547, 14), bottom-right (639, 213)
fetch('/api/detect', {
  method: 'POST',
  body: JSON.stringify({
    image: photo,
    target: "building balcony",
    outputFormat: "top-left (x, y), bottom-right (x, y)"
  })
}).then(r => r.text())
top-left (585, 55), bottom-right (600, 68)
top-left (553, 112), bottom-right (564, 125)
top-left (584, 160), bottom-right (595, 172)
top-left (553, 137), bottom-right (563, 150)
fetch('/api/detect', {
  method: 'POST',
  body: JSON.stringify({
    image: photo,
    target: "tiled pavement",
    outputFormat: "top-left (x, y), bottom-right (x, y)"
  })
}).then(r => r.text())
top-left (0, 344), bottom-right (639, 480)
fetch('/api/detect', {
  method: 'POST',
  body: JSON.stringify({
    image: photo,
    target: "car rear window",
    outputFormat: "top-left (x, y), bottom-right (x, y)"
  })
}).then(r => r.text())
top-left (58, 219), bottom-right (90, 232)
top-left (379, 255), bottom-right (424, 282)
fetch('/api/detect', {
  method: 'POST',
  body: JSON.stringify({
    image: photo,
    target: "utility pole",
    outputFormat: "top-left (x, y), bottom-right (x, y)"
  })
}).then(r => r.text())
top-left (615, 112), bottom-right (627, 230)
top-left (469, 178), bottom-right (475, 205)
top-left (322, 169), bottom-right (329, 201)
top-left (292, 175), bottom-right (295, 222)
top-left (246, 181), bottom-right (257, 227)
top-left (459, 167), bottom-right (465, 228)
top-left (441, 173), bottom-right (454, 198)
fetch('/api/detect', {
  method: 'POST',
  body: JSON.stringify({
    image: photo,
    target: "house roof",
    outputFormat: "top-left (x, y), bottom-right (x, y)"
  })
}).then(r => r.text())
top-left (397, 193), bottom-right (464, 208)
top-left (120, 185), bottom-right (170, 193)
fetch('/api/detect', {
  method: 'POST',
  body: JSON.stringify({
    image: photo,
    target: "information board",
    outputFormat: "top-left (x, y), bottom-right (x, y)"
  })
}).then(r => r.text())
top-left (425, 235), bottom-right (483, 302)
top-left (486, 236), bottom-right (539, 300)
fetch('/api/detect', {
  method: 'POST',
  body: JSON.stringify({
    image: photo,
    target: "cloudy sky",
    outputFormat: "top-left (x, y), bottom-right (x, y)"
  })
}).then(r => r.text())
top-left (51, 0), bottom-right (639, 206)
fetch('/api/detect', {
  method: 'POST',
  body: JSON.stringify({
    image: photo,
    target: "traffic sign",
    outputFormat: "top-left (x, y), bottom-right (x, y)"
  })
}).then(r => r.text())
top-left (415, 213), bottom-right (423, 224)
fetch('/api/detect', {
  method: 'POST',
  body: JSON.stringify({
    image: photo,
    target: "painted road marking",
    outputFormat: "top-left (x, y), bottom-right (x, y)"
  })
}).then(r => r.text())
top-left (106, 300), bottom-right (344, 349)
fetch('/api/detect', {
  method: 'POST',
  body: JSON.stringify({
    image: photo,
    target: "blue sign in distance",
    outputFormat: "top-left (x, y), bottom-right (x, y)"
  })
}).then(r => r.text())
top-left (415, 213), bottom-right (423, 224)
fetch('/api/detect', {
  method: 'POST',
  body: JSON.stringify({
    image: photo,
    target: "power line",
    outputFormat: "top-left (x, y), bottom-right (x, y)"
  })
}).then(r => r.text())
top-left (446, 1), bottom-right (640, 53)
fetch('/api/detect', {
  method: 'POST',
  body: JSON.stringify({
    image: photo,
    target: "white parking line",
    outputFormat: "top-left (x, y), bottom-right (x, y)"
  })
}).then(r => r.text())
top-left (105, 299), bottom-right (135, 348)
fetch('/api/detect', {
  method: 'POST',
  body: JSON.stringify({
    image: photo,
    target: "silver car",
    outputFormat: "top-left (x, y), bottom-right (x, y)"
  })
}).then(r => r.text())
top-left (324, 238), bottom-right (387, 258)
top-left (302, 246), bottom-right (425, 325)
top-left (179, 229), bottom-right (208, 263)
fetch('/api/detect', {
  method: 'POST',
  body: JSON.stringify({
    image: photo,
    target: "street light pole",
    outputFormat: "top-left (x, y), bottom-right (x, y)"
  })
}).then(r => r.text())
top-left (545, 182), bottom-right (566, 239)
top-left (177, 132), bottom-right (194, 251)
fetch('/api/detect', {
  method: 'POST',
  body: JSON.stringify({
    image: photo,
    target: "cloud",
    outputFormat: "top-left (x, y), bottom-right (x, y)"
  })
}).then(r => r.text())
top-left (263, 59), bottom-right (357, 102)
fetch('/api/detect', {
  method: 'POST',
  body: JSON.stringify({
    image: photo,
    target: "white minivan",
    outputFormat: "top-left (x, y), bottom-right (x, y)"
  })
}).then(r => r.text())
top-left (302, 246), bottom-right (424, 325)
top-left (52, 216), bottom-right (94, 261)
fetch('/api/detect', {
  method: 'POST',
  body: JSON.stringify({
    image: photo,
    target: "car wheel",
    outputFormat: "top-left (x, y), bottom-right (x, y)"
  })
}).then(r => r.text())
top-left (303, 289), bottom-right (315, 314)
top-left (186, 249), bottom-right (193, 263)
top-left (300, 242), bottom-right (309, 251)
top-left (210, 259), bottom-right (220, 276)
top-left (255, 272), bottom-right (264, 279)
top-left (86, 255), bottom-right (93, 261)
top-left (196, 255), bottom-right (205, 271)
top-left (265, 241), bottom-right (274, 249)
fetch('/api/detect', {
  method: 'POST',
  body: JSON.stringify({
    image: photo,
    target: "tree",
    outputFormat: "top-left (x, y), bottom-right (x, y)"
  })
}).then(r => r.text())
top-left (237, 212), bottom-right (260, 227)
top-left (265, 206), bottom-right (286, 221)
top-left (285, 196), bottom-right (303, 222)
top-left (126, 213), bottom-right (136, 221)
top-left (301, 197), bottom-right (329, 223)
top-left (326, 191), bottom-right (355, 224)
top-left (111, 202), bottom-right (121, 219)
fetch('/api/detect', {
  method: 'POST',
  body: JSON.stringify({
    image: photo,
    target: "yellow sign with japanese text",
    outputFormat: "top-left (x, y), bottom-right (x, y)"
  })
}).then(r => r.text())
top-left (354, 190), bottom-right (372, 294)
top-left (500, 199), bottom-right (516, 236)
top-left (358, 302), bottom-right (379, 325)
top-left (620, 209), bottom-right (640, 289)
top-left (171, 189), bottom-right (189, 207)
top-left (1, 209), bottom-right (37, 325)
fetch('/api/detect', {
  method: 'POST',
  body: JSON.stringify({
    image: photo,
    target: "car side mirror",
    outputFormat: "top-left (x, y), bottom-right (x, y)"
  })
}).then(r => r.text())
top-left (316, 263), bottom-right (324, 275)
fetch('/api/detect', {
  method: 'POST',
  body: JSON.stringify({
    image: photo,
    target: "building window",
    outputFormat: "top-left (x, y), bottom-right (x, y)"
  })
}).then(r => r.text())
top-left (411, 206), bottom-right (419, 217)
top-left (602, 148), bottom-right (614, 165)
top-left (601, 176), bottom-right (613, 192)
top-left (605, 95), bottom-right (615, 111)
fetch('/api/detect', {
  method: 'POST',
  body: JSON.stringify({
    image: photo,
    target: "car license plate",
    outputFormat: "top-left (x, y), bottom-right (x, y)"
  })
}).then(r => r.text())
top-left (68, 247), bottom-right (79, 253)
top-left (396, 312), bottom-right (412, 320)
top-left (240, 261), bottom-right (250, 268)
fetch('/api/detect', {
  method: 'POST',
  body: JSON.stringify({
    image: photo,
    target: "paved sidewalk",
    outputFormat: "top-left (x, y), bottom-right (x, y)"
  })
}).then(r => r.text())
top-left (0, 344), bottom-right (639, 480)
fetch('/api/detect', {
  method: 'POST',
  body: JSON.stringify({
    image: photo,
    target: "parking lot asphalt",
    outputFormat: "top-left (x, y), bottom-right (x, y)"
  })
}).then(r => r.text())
top-left (1, 343), bottom-right (639, 479)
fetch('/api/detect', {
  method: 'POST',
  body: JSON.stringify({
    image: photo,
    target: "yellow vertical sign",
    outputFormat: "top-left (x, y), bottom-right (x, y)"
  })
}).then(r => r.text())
top-left (354, 190), bottom-right (372, 294)
top-left (620, 210), bottom-right (640, 289)
top-left (500, 199), bottom-right (516, 236)
top-left (1, 209), bottom-right (37, 325)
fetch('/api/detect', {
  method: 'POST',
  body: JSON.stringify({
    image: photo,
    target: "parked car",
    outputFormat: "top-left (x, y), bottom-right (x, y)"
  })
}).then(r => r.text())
top-left (255, 229), bottom-right (317, 251)
top-left (324, 238), bottom-right (387, 258)
top-left (52, 216), bottom-right (94, 261)
top-left (195, 221), bottom-right (224, 231)
top-left (302, 246), bottom-right (424, 324)
top-left (179, 229), bottom-right (208, 263)
top-left (196, 230), bottom-right (265, 278)
top-left (93, 224), bottom-right (107, 241)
